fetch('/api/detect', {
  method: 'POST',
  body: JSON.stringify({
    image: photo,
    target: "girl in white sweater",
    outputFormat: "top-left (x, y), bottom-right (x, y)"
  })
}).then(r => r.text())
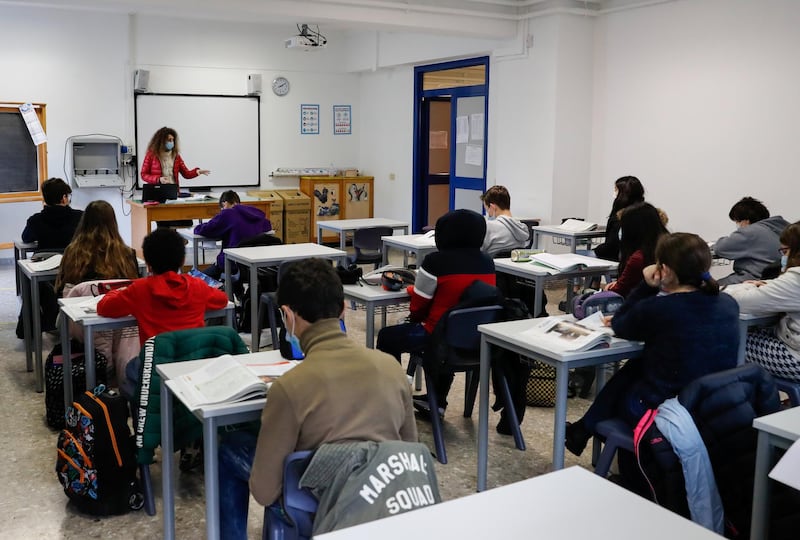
top-left (724, 221), bottom-right (800, 382)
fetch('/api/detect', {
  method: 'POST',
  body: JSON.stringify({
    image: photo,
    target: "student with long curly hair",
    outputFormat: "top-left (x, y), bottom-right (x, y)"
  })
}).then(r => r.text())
top-left (55, 200), bottom-right (139, 295)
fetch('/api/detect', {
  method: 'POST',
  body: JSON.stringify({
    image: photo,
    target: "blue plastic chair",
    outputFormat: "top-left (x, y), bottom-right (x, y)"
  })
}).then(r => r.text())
top-left (409, 305), bottom-right (525, 464)
top-left (262, 450), bottom-right (317, 540)
top-left (775, 377), bottom-right (800, 407)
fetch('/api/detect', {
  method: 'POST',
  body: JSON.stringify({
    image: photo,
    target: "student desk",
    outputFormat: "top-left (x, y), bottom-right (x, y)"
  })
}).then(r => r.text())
top-left (127, 197), bottom-right (270, 258)
top-left (14, 239), bottom-right (37, 295)
top-left (317, 218), bottom-right (409, 251)
top-left (493, 257), bottom-right (618, 317)
top-left (476, 317), bottom-right (643, 491)
top-left (530, 225), bottom-right (607, 253)
top-left (176, 228), bottom-right (224, 268)
top-left (341, 284), bottom-right (410, 348)
top-left (750, 406), bottom-right (800, 540)
top-left (18, 258), bottom-right (147, 392)
top-left (223, 243), bottom-right (347, 350)
top-left (737, 313), bottom-right (780, 365)
top-left (316, 466), bottom-right (721, 540)
top-left (158, 350), bottom-right (284, 540)
top-left (58, 296), bottom-right (235, 410)
top-left (381, 234), bottom-right (437, 266)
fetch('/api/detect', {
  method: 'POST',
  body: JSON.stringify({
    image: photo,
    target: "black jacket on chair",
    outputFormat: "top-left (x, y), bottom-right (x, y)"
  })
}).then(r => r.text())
top-left (624, 364), bottom-right (798, 539)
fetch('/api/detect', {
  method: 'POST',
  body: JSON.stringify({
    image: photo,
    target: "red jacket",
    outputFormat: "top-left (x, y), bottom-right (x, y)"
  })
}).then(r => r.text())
top-left (140, 150), bottom-right (200, 187)
top-left (96, 271), bottom-right (229, 346)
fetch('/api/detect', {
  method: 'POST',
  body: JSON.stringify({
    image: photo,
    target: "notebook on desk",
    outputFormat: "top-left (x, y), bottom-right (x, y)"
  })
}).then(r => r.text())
top-left (142, 183), bottom-right (179, 203)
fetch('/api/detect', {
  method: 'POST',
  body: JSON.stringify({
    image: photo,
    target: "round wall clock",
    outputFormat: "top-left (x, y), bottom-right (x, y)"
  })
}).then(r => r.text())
top-left (272, 76), bottom-right (290, 96)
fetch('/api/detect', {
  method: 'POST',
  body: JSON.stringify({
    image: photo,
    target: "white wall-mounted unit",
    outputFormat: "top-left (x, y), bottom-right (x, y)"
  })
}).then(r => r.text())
top-left (71, 137), bottom-right (124, 187)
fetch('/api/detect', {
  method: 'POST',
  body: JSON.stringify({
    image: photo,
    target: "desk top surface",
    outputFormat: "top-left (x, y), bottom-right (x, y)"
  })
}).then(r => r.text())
top-left (532, 224), bottom-right (607, 237)
top-left (494, 257), bottom-right (618, 278)
top-left (479, 317), bottom-right (642, 361)
top-left (381, 234), bottom-right (437, 249)
top-left (318, 218), bottom-right (408, 231)
top-left (315, 467), bottom-right (721, 540)
top-left (342, 283), bottom-right (411, 301)
top-left (224, 243), bottom-right (346, 264)
top-left (753, 406), bottom-right (800, 441)
top-left (59, 296), bottom-right (233, 325)
top-left (19, 258), bottom-right (148, 277)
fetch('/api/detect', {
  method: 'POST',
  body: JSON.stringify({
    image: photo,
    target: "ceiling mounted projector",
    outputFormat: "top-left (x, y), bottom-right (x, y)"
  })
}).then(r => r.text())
top-left (285, 23), bottom-right (327, 50)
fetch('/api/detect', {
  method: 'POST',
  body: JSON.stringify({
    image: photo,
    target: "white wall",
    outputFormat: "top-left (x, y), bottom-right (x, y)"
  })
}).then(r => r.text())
top-left (0, 6), bottom-right (130, 244)
top-left (589, 0), bottom-right (800, 240)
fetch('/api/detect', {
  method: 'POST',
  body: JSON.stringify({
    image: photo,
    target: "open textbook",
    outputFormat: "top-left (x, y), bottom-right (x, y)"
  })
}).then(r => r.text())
top-left (171, 354), bottom-right (299, 409)
top-left (522, 315), bottom-right (612, 352)
top-left (528, 252), bottom-right (614, 275)
top-left (558, 219), bottom-right (597, 232)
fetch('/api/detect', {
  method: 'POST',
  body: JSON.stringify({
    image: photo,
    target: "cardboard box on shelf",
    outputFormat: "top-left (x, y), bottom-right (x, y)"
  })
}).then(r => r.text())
top-left (245, 190), bottom-right (284, 241)
top-left (276, 190), bottom-right (311, 244)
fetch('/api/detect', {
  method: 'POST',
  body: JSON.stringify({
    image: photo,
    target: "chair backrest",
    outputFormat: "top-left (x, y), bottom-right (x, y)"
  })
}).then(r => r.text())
top-left (353, 226), bottom-right (393, 254)
top-left (134, 326), bottom-right (249, 464)
top-left (519, 218), bottom-right (539, 249)
top-left (441, 305), bottom-right (503, 368)
top-left (263, 450), bottom-right (317, 540)
top-left (283, 450), bottom-right (318, 534)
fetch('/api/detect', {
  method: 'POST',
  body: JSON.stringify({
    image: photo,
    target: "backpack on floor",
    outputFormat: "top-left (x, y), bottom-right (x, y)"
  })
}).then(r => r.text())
top-left (45, 340), bottom-right (108, 429)
top-left (55, 385), bottom-right (143, 516)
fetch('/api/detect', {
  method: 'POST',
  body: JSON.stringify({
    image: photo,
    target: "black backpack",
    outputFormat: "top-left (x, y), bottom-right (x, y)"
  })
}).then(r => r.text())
top-left (55, 386), bottom-right (143, 515)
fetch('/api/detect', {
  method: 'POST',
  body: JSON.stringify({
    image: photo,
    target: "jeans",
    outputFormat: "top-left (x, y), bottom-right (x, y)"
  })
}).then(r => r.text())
top-left (376, 322), bottom-right (429, 363)
top-left (218, 431), bottom-right (258, 540)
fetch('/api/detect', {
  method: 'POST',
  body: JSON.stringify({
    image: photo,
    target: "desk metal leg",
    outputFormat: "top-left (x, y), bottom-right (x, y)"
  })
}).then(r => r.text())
top-left (365, 302), bottom-right (375, 349)
top-left (14, 245), bottom-right (21, 296)
top-left (533, 280), bottom-right (544, 318)
top-left (533, 231), bottom-right (541, 250)
top-left (477, 337), bottom-right (491, 492)
top-left (85, 327), bottom-right (96, 389)
top-left (250, 267), bottom-right (259, 351)
top-left (204, 416), bottom-right (221, 540)
top-left (224, 258), bottom-right (233, 300)
top-left (552, 366), bottom-right (570, 470)
top-left (161, 380), bottom-right (176, 540)
top-left (317, 225), bottom-right (323, 244)
top-left (382, 245), bottom-right (389, 266)
top-left (21, 274), bottom-right (33, 373)
top-left (32, 276), bottom-right (44, 392)
top-left (339, 231), bottom-right (346, 252)
top-left (738, 321), bottom-right (748, 366)
top-left (750, 431), bottom-right (772, 540)
top-left (61, 314), bottom-right (73, 411)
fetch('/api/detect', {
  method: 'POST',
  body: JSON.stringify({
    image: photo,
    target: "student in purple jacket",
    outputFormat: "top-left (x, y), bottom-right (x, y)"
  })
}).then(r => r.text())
top-left (194, 190), bottom-right (273, 279)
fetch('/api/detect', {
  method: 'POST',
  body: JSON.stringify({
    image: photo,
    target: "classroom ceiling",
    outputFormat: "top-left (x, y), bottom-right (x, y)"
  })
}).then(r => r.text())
top-left (2, 0), bottom-right (676, 39)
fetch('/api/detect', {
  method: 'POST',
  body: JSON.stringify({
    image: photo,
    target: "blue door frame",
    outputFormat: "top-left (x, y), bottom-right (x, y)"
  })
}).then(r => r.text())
top-left (412, 57), bottom-right (489, 232)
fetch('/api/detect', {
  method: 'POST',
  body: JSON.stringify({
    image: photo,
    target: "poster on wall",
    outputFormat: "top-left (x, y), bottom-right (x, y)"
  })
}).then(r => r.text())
top-left (301, 104), bottom-right (320, 135)
top-left (333, 105), bottom-right (351, 135)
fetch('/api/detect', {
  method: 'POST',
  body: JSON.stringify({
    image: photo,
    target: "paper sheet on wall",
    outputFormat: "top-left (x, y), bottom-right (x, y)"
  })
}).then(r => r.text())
top-left (19, 103), bottom-right (47, 145)
top-left (456, 116), bottom-right (469, 144)
top-left (470, 113), bottom-right (484, 141)
top-left (769, 438), bottom-right (800, 491)
top-left (464, 144), bottom-right (483, 167)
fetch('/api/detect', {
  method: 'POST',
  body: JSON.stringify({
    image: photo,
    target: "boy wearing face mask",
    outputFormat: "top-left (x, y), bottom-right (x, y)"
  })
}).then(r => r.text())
top-left (713, 196), bottom-right (788, 285)
top-left (218, 258), bottom-right (418, 540)
top-left (724, 221), bottom-right (800, 383)
top-left (479, 185), bottom-right (531, 257)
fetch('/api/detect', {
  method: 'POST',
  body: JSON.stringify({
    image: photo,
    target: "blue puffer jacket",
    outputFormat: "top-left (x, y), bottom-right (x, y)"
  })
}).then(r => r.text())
top-left (633, 364), bottom-right (779, 538)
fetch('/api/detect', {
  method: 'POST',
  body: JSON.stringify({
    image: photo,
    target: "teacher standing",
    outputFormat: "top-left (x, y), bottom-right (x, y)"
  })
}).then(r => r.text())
top-left (141, 127), bottom-right (210, 187)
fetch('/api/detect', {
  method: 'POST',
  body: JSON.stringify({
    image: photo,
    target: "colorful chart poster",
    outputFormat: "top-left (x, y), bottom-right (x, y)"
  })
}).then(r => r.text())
top-left (333, 105), bottom-right (351, 135)
top-left (301, 104), bottom-right (319, 135)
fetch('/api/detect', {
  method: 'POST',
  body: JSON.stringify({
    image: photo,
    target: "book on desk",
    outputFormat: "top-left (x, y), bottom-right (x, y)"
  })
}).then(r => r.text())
top-left (522, 314), bottom-right (612, 352)
top-left (558, 219), bottom-right (598, 232)
top-left (169, 354), bottom-right (299, 410)
top-left (527, 252), bottom-right (612, 274)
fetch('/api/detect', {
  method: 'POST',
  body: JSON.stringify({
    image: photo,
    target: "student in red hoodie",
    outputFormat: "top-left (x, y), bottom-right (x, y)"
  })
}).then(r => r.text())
top-left (97, 227), bottom-right (229, 348)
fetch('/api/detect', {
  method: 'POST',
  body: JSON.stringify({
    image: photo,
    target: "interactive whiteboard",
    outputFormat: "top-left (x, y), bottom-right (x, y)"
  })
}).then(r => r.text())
top-left (135, 94), bottom-right (260, 189)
